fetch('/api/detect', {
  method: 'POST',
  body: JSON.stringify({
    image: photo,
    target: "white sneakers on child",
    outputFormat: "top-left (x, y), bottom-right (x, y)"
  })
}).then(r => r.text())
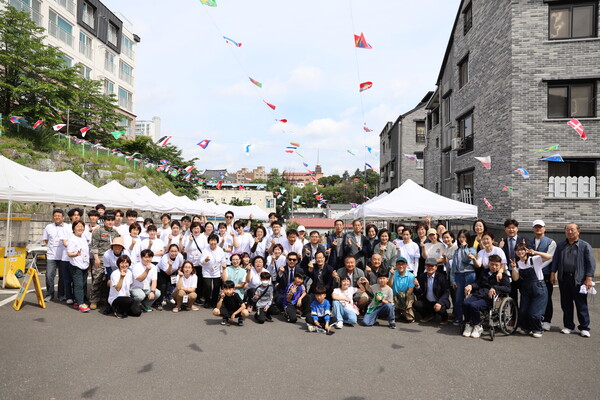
top-left (561, 328), bottom-right (572, 334)
top-left (307, 324), bottom-right (316, 332)
top-left (334, 321), bottom-right (343, 329)
top-left (462, 325), bottom-right (473, 337)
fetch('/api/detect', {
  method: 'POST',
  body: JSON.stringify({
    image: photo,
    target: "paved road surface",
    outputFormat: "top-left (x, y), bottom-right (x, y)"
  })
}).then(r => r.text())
top-left (0, 290), bottom-right (599, 400)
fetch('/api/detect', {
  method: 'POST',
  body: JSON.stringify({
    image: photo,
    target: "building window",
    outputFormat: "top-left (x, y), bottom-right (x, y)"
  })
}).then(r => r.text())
top-left (118, 87), bottom-right (133, 111)
top-left (104, 79), bottom-right (114, 95)
top-left (548, 82), bottom-right (595, 118)
top-left (415, 152), bottom-right (424, 170)
top-left (119, 116), bottom-right (132, 135)
top-left (78, 64), bottom-right (91, 79)
top-left (443, 95), bottom-right (451, 125)
top-left (458, 112), bottom-right (474, 154)
top-left (79, 32), bottom-right (92, 59)
top-left (81, 1), bottom-right (95, 28)
top-left (457, 170), bottom-right (474, 204)
top-left (108, 22), bottom-right (119, 47)
top-left (548, 159), bottom-right (597, 198)
top-left (122, 35), bottom-right (134, 59)
top-left (119, 61), bottom-right (134, 85)
top-left (415, 121), bottom-right (426, 143)
top-left (458, 55), bottom-right (469, 88)
top-left (104, 51), bottom-right (115, 73)
top-left (59, 54), bottom-right (72, 67)
top-left (48, 9), bottom-right (73, 47)
top-left (549, 3), bottom-right (597, 40)
top-left (463, 2), bottom-right (472, 35)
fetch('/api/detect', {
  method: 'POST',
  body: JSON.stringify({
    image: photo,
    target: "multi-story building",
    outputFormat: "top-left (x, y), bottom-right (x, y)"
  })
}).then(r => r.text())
top-left (233, 166), bottom-right (268, 182)
top-left (379, 92), bottom-right (432, 193)
top-left (4, 0), bottom-right (140, 137)
top-left (136, 116), bottom-right (161, 142)
top-left (198, 186), bottom-right (276, 213)
top-left (423, 0), bottom-right (600, 233)
top-left (203, 169), bottom-right (231, 183)
top-left (283, 165), bottom-right (323, 187)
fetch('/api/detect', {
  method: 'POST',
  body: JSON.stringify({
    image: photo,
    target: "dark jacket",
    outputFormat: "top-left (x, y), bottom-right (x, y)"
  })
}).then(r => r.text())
top-left (501, 235), bottom-right (525, 267)
top-left (343, 232), bottom-right (370, 270)
top-left (470, 270), bottom-right (511, 299)
top-left (335, 267), bottom-right (366, 288)
top-left (551, 239), bottom-right (596, 285)
top-left (275, 265), bottom-right (304, 294)
top-left (301, 243), bottom-right (326, 263)
top-left (526, 236), bottom-right (554, 275)
top-left (302, 261), bottom-right (334, 294)
top-left (414, 272), bottom-right (451, 309)
top-left (327, 233), bottom-right (346, 270)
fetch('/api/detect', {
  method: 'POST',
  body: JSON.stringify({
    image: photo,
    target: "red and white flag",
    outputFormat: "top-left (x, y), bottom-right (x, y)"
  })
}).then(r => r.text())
top-left (359, 81), bottom-right (373, 92)
top-left (53, 124), bottom-right (66, 131)
top-left (80, 127), bottom-right (90, 137)
top-left (184, 166), bottom-right (195, 173)
top-left (474, 156), bottom-right (491, 169)
top-left (216, 181), bottom-right (223, 190)
top-left (483, 197), bottom-right (493, 210)
top-left (33, 120), bottom-right (44, 129)
top-left (567, 118), bottom-right (587, 140)
top-left (363, 123), bottom-right (373, 132)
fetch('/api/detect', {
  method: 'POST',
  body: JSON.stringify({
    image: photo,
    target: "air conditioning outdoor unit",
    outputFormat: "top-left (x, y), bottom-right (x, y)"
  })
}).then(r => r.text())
top-left (450, 193), bottom-right (461, 201)
top-left (451, 137), bottom-right (463, 151)
top-left (389, 171), bottom-right (395, 178)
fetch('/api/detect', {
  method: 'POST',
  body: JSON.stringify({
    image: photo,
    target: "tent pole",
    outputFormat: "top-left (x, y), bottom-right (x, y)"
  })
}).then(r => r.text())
top-left (3, 199), bottom-right (12, 288)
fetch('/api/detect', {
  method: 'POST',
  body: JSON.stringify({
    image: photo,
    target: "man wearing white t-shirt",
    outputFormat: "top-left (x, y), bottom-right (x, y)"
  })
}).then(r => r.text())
top-left (42, 209), bottom-right (69, 302)
top-left (130, 249), bottom-right (160, 312)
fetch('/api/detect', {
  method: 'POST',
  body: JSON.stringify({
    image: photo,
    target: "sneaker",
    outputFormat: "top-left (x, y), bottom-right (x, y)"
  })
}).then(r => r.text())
top-left (142, 306), bottom-right (152, 313)
top-left (581, 330), bottom-right (591, 338)
top-left (421, 314), bottom-right (434, 323)
top-left (266, 314), bottom-right (273, 322)
top-left (532, 332), bottom-right (543, 338)
top-left (114, 312), bottom-right (125, 319)
top-left (561, 328), bottom-right (572, 335)
top-left (66, 299), bottom-right (74, 305)
top-left (334, 321), bottom-right (343, 329)
top-left (156, 305), bottom-right (164, 311)
top-left (79, 304), bottom-right (90, 313)
top-left (191, 306), bottom-right (199, 311)
top-left (542, 322), bottom-right (551, 331)
top-left (237, 318), bottom-right (244, 326)
top-left (221, 318), bottom-right (228, 326)
top-left (59, 297), bottom-right (66, 302)
top-left (169, 298), bottom-right (176, 305)
top-left (44, 295), bottom-right (52, 302)
top-left (471, 325), bottom-right (483, 338)
top-left (463, 325), bottom-right (474, 337)
top-left (89, 303), bottom-right (97, 310)
top-left (389, 323), bottom-right (396, 329)
top-left (453, 320), bottom-right (461, 326)
top-left (307, 324), bottom-right (316, 332)
top-left (73, 303), bottom-right (79, 309)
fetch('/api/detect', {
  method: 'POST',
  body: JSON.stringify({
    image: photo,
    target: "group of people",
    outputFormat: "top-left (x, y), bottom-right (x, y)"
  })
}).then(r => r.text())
top-left (42, 206), bottom-right (596, 337)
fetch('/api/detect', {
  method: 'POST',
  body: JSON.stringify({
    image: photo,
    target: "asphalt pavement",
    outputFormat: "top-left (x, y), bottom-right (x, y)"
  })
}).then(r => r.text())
top-left (0, 287), bottom-right (599, 400)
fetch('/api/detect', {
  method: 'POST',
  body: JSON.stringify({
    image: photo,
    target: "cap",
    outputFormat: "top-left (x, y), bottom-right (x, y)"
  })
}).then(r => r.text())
top-left (396, 256), bottom-right (408, 264)
top-left (425, 257), bottom-right (438, 266)
top-left (136, 217), bottom-right (144, 222)
top-left (297, 225), bottom-right (306, 232)
top-left (427, 228), bottom-right (437, 236)
top-left (109, 237), bottom-right (125, 248)
top-left (532, 220), bottom-right (545, 227)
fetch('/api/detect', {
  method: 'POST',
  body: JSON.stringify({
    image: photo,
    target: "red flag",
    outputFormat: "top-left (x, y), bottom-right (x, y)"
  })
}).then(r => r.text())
top-left (354, 32), bottom-right (373, 49)
top-left (216, 181), bottom-right (223, 190)
top-left (263, 100), bottom-right (276, 110)
top-left (53, 124), bottom-right (66, 131)
top-left (483, 198), bottom-right (493, 210)
top-left (363, 124), bottom-right (373, 132)
top-left (80, 127), bottom-right (90, 137)
top-left (277, 119), bottom-right (288, 123)
top-left (359, 81), bottom-right (373, 92)
top-left (238, 185), bottom-right (244, 190)
top-left (567, 118), bottom-right (587, 140)
top-left (184, 166), bottom-right (195, 173)
top-left (33, 120), bottom-right (44, 129)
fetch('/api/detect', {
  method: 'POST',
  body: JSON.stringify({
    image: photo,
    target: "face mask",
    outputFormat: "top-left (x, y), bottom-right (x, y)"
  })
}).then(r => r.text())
top-left (261, 281), bottom-right (270, 287)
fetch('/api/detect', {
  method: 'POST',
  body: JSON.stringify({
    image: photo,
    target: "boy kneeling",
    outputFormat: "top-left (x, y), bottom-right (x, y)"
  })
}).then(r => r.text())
top-left (462, 254), bottom-right (510, 338)
top-left (307, 285), bottom-right (335, 335)
top-left (213, 280), bottom-right (249, 326)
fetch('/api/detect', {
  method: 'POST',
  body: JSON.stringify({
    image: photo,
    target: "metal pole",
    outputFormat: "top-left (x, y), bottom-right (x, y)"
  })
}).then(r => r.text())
top-left (0, 113), bottom-right (3, 136)
top-left (66, 109), bottom-right (70, 149)
top-left (3, 199), bottom-right (12, 288)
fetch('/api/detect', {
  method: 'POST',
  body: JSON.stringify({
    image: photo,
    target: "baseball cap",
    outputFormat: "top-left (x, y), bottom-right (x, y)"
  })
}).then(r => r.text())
top-left (425, 257), bottom-right (437, 266)
top-left (297, 225), bottom-right (306, 232)
top-left (532, 220), bottom-right (545, 227)
top-left (396, 256), bottom-right (408, 264)
top-left (427, 228), bottom-right (437, 236)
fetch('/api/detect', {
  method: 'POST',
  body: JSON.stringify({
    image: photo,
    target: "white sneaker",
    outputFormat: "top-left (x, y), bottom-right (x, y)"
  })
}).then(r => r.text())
top-left (66, 299), bottom-right (74, 305)
top-left (561, 328), bottom-right (572, 335)
top-left (462, 325), bottom-right (474, 337)
top-left (470, 325), bottom-right (483, 338)
top-left (307, 324), bottom-right (316, 332)
top-left (542, 322), bottom-right (551, 331)
top-left (169, 298), bottom-right (176, 305)
top-left (532, 332), bottom-right (543, 338)
top-left (334, 321), bottom-right (343, 329)
top-left (581, 330), bottom-right (591, 338)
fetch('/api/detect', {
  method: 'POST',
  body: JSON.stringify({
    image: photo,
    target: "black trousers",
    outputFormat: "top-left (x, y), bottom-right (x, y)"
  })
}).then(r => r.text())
top-left (203, 277), bottom-right (221, 308)
top-left (510, 280), bottom-right (521, 308)
top-left (543, 275), bottom-right (553, 323)
top-left (220, 305), bottom-right (243, 319)
top-left (112, 296), bottom-right (134, 315)
top-left (156, 271), bottom-right (176, 306)
top-left (414, 299), bottom-right (448, 320)
top-left (255, 306), bottom-right (273, 323)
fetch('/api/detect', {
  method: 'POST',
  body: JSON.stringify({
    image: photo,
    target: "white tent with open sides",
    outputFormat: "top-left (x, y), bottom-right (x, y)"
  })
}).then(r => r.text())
top-left (354, 179), bottom-right (478, 220)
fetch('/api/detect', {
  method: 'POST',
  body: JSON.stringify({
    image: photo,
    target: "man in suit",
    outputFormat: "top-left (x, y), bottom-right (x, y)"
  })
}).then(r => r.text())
top-left (302, 230), bottom-right (327, 265)
top-left (301, 250), bottom-right (333, 297)
top-left (274, 252), bottom-right (305, 312)
top-left (414, 257), bottom-right (451, 324)
top-left (550, 223), bottom-right (596, 337)
top-left (500, 218), bottom-right (523, 306)
top-left (343, 219), bottom-right (370, 271)
top-left (327, 220), bottom-right (346, 270)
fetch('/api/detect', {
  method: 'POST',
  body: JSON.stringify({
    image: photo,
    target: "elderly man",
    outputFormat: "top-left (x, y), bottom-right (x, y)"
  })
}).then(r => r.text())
top-left (333, 256), bottom-right (369, 311)
top-left (365, 253), bottom-right (387, 285)
top-left (414, 257), bottom-right (451, 324)
top-left (388, 256), bottom-right (416, 322)
top-left (550, 223), bottom-right (596, 337)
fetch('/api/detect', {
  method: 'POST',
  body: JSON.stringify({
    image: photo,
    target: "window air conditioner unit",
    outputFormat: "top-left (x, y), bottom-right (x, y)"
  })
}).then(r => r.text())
top-left (450, 193), bottom-right (461, 201)
top-left (451, 137), bottom-right (463, 151)
top-left (389, 171), bottom-right (395, 178)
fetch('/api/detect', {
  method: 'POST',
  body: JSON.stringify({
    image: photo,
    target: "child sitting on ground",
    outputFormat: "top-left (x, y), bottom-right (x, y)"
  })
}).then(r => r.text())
top-left (362, 271), bottom-right (396, 329)
top-left (307, 285), bottom-right (334, 335)
top-left (252, 271), bottom-right (274, 323)
top-left (213, 280), bottom-right (249, 326)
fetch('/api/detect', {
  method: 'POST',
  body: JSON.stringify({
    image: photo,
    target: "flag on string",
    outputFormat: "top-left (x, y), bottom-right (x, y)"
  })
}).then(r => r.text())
top-left (9, 116), bottom-right (21, 124)
top-left (216, 181), bottom-right (223, 190)
top-left (53, 124), bottom-right (66, 131)
top-left (502, 186), bottom-right (513, 194)
top-left (483, 198), bottom-right (493, 210)
top-left (539, 154), bottom-right (564, 162)
top-left (535, 144), bottom-right (559, 153)
top-left (359, 81), bottom-right (373, 92)
top-left (80, 127), bottom-right (90, 137)
top-left (112, 131), bottom-right (125, 139)
top-left (354, 32), bottom-right (373, 49)
top-left (350, 203), bottom-right (358, 208)
top-left (249, 77), bottom-right (262, 88)
top-left (33, 120), bottom-right (44, 129)
top-left (404, 154), bottom-right (417, 161)
top-left (264, 100), bottom-right (276, 110)
top-left (303, 162), bottom-right (309, 168)
top-left (515, 168), bottom-right (530, 179)
top-left (223, 36), bottom-right (241, 47)
top-left (363, 124), bottom-right (373, 132)
top-left (199, 0), bottom-right (217, 6)
top-left (197, 139), bottom-right (211, 149)
top-left (474, 156), bottom-right (491, 169)
top-left (290, 142), bottom-right (300, 147)
top-left (567, 118), bottom-right (587, 140)
top-left (157, 136), bottom-right (172, 146)
top-left (365, 163), bottom-right (374, 170)
top-left (277, 119), bottom-right (288, 123)
top-left (185, 166), bottom-right (195, 172)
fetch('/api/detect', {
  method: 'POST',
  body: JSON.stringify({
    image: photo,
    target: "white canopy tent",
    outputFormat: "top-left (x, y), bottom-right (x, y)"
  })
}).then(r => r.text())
top-left (353, 179), bottom-right (478, 220)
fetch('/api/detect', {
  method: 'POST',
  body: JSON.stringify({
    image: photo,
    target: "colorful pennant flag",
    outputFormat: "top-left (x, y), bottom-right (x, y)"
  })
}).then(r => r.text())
top-left (216, 181), bottom-right (223, 190)
top-left (404, 154), bottom-right (417, 161)
top-left (53, 124), bottom-right (66, 131)
top-left (366, 146), bottom-right (372, 153)
top-left (80, 127), bottom-right (90, 137)
top-left (184, 166), bottom-right (195, 172)
top-left (474, 156), bottom-right (491, 169)
top-left (365, 163), bottom-right (374, 170)
top-left (197, 139), bottom-right (211, 149)
top-left (363, 124), bottom-right (373, 132)
top-left (502, 186), bottom-right (514, 194)
top-left (483, 198), bottom-right (493, 210)
top-left (515, 168), bottom-right (530, 179)
top-left (33, 120), bottom-right (44, 129)
top-left (245, 144), bottom-right (252, 155)
top-left (223, 36), bottom-right (241, 47)
top-left (277, 119), bottom-right (288, 123)
top-left (539, 154), bottom-right (564, 162)
top-left (354, 32), bottom-right (373, 49)
top-left (157, 136), bottom-right (172, 146)
top-left (199, 0), bottom-right (217, 6)
top-left (359, 81), bottom-right (373, 92)
top-left (111, 131), bottom-right (125, 139)
top-left (9, 116), bottom-right (21, 124)
top-left (567, 118), bottom-right (587, 140)
top-left (535, 144), bottom-right (559, 153)
top-left (350, 203), bottom-right (358, 208)
top-left (290, 142), bottom-right (300, 147)
top-left (264, 100), bottom-right (276, 110)
top-left (303, 162), bottom-right (309, 168)
top-left (249, 77), bottom-right (262, 88)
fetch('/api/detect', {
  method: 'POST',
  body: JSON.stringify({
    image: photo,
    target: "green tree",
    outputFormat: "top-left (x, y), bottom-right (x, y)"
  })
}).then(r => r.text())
top-left (266, 168), bottom-right (284, 191)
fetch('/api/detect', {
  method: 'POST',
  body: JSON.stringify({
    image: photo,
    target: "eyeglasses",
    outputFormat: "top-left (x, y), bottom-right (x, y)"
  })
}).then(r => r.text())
top-left (225, 216), bottom-right (233, 219)
top-left (287, 258), bottom-right (298, 262)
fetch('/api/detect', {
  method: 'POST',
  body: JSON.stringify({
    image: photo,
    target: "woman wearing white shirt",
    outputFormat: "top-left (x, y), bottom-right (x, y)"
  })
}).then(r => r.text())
top-left (470, 232), bottom-right (507, 272)
top-left (266, 244), bottom-right (286, 283)
top-left (245, 255), bottom-right (267, 312)
top-left (185, 222), bottom-right (205, 304)
top-left (156, 244), bottom-right (184, 310)
top-left (108, 255), bottom-right (136, 318)
top-left (250, 226), bottom-right (268, 259)
top-left (200, 234), bottom-right (227, 308)
top-left (511, 244), bottom-right (552, 338)
top-left (141, 225), bottom-right (165, 264)
top-left (201, 222), bottom-right (215, 247)
top-left (232, 221), bottom-right (253, 255)
top-left (216, 223), bottom-right (233, 264)
top-left (173, 261), bottom-right (199, 313)
top-left (124, 223), bottom-right (143, 265)
top-left (66, 221), bottom-right (90, 312)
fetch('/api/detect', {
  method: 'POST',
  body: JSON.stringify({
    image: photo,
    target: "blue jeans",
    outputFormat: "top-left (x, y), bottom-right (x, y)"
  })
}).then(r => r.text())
top-left (60, 260), bottom-right (73, 301)
top-left (332, 300), bottom-right (358, 324)
top-left (68, 264), bottom-right (88, 306)
top-left (463, 295), bottom-right (492, 325)
top-left (45, 259), bottom-right (59, 298)
top-left (362, 303), bottom-right (395, 326)
top-left (519, 280), bottom-right (548, 333)
top-left (454, 271), bottom-right (476, 323)
top-left (131, 288), bottom-right (162, 309)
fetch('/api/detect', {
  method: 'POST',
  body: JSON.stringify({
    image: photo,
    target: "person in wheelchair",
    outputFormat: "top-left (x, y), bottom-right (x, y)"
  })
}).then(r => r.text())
top-left (462, 255), bottom-right (511, 338)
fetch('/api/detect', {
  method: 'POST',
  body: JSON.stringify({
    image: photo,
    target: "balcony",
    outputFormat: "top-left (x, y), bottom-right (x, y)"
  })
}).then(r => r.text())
top-left (122, 46), bottom-right (135, 60)
top-left (416, 159), bottom-right (424, 170)
top-left (48, 21), bottom-right (73, 47)
top-left (454, 189), bottom-right (473, 205)
top-left (119, 70), bottom-right (134, 85)
top-left (548, 176), bottom-right (597, 198)
top-left (9, 0), bottom-right (43, 26)
top-left (79, 41), bottom-right (92, 60)
top-left (53, 0), bottom-right (75, 15)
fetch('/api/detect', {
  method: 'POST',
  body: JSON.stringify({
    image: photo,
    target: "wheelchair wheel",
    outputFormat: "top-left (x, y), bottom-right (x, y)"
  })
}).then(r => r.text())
top-left (498, 297), bottom-right (518, 335)
top-left (15, 269), bottom-right (24, 278)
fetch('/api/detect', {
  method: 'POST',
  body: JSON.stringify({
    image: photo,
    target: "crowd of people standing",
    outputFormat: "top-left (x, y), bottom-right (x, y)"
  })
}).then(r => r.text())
top-left (42, 206), bottom-right (596, 337)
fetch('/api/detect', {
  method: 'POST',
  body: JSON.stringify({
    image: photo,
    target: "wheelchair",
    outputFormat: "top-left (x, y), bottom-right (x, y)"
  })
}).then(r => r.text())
top-left (460, 293), bottom-right (518, 341)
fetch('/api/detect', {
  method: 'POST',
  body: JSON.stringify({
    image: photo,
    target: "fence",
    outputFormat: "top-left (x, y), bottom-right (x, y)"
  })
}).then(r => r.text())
top-left (548, 176), bottom-right (597, 198)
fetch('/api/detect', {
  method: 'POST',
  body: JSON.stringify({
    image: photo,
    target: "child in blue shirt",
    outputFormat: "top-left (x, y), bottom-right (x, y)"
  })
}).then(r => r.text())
top-left (283, 273), bottom-right (307, 323)
top-left (307, 285), bottom-right (334, 335)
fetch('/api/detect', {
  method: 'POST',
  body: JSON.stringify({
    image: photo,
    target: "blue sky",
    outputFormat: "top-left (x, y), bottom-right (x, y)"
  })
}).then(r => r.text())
top-left (103, 0), bottom-right (460, 175)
